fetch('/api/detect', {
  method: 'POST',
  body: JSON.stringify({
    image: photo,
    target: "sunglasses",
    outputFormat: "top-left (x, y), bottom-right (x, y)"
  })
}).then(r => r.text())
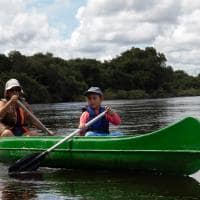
top-left (8, 87), bottom-right (21, 92)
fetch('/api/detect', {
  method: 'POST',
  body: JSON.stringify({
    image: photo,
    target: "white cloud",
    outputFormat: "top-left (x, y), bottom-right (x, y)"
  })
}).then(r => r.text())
top-left (0, 0), bottom-right (69, 57)
top-left (68, 0), bottom-right (179, 60)
top-left (154, 8), bottom-right (200, 74)
top-left (68, 0), bottom-right (200, 75)
top-left (0, 0), bottom-right (200, 75)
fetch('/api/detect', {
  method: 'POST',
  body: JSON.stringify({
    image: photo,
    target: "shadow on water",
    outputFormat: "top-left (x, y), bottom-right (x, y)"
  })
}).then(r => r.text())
top-left (6, 169), bottom-right (200, 200)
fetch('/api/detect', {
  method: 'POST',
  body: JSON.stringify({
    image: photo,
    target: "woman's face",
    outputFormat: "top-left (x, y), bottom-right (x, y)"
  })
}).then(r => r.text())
top-left (87, 94), bottom-right (103, 109)
top-left (7, 87), bottom-right (21, 98)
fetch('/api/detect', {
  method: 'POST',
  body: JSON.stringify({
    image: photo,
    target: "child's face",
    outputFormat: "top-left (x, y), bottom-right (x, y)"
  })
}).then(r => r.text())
top-left (87, 94), bottom-right (102, 109)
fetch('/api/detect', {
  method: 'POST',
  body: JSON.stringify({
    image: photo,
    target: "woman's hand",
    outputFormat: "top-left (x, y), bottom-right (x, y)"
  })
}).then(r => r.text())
top-left (0, 95), bottom-right (19, 117)
top-left (105, 106), bottom-right (115, 116)
top-left (9, 95), bottom-right (19, 105)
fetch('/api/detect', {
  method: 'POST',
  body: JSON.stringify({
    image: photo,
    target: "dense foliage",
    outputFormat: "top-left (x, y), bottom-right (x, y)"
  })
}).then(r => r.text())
top-left (0, 47), bottom-right (199, 103)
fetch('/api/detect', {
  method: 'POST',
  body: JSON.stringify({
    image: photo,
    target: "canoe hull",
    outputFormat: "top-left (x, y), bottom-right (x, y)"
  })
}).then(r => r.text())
top-left (0, 138), bottom-right (200, 175)
top-left (1, 116), bottom-right (200, 175)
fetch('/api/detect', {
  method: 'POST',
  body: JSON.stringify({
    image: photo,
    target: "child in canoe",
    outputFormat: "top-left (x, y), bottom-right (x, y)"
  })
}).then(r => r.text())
top-left (79, 87), bottom-right (123, 136)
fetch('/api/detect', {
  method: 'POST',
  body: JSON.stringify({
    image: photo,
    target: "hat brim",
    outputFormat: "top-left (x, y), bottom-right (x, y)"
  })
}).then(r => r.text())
top-left (5, 85), bottom-right (22, 91)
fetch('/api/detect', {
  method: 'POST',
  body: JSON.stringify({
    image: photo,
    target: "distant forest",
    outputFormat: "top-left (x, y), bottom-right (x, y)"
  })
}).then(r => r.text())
top-left (0, 47), bottom-right (200, 103)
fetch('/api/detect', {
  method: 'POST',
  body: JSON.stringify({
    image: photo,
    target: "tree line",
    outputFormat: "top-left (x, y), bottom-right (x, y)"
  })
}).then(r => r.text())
top-left (0, 47), bottom-right (199, 103)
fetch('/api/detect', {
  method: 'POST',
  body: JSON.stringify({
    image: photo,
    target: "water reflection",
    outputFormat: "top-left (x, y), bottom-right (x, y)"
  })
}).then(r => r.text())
top-left (32, 96), bottom-right (200, 135)
top-left (1, 182), bottom-right (37, 200)
top-left (7, 169), bottom-right (200, 200)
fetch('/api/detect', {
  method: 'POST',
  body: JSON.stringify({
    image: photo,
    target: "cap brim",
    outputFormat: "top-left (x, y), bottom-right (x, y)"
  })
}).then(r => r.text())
top-left (84, 91), bottom-right (103, 96)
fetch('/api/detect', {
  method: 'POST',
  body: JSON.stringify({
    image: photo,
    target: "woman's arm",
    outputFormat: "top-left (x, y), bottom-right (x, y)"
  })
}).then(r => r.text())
top-left (0, 95), bottom-right (18, 118)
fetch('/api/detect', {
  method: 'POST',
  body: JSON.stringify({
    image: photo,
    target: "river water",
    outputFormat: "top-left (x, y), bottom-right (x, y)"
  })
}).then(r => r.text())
top-left (1, 96), bottom-right (200, 199)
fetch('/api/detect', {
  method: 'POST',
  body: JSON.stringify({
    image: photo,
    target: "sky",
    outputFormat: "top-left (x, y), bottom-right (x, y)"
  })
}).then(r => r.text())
top-left (0, 0), bottom-right (200, 75)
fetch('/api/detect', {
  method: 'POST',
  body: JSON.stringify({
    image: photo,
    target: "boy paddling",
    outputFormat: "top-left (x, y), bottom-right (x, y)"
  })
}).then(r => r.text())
top-left (79, 87), bottom-right (123, 136)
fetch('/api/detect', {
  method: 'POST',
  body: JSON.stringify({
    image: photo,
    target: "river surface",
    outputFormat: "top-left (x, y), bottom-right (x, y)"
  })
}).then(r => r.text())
top-left (1, 96), bottom-right (200, 199)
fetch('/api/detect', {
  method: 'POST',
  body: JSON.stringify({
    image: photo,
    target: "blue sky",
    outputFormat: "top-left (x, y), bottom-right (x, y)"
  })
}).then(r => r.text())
top-left (26, 0), bottom-right (86, 38)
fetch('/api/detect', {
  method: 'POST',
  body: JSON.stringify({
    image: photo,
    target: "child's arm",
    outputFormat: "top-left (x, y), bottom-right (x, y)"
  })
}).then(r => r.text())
top-left (105, 106), bottom-right (121, 125)
top-left (79, 111), bottom-right (90, 136)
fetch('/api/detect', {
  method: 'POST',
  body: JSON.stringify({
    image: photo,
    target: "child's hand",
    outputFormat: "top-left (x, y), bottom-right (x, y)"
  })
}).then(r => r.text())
top-left (105, 106), bottom-right (114, 116)
top-left (79, 123), bottom-right (87, 130)
top-left (78, 123), bottom-right (87, 136)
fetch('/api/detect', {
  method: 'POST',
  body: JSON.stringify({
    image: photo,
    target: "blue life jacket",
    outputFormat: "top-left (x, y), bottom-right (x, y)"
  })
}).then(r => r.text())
top-left (86, 106), bottom-right (109, 133)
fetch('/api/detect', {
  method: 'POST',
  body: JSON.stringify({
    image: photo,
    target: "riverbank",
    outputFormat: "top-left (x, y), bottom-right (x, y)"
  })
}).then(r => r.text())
top-left (1, 47), bottom-right (200, 104)
top-left (103, 88), bottom-right (200, 100)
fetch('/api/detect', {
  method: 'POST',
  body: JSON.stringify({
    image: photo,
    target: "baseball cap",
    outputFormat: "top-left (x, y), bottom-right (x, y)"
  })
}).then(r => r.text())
top-left (84, 87), bottom-right (103, 96)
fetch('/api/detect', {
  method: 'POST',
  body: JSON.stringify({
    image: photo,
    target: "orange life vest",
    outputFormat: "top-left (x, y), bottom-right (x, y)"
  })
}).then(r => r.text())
top-left (0, 99), bottom-right (29, 134)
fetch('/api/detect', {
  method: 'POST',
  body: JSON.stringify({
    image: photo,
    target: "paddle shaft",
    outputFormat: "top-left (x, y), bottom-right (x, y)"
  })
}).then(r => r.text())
top-left (17, 100), bottom-right (53, 136)
top-left (41, 111), bottom-right (106, 156)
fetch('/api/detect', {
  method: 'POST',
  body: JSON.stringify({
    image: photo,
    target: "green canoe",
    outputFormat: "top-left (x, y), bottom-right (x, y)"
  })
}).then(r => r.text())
top-left (1, 116), bottom-right (200, 175)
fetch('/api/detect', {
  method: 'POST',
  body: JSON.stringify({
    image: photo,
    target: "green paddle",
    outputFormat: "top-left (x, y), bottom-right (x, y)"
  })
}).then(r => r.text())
top-left (8, 110), bottom-right (106, 173)
top-left (17, 100), bottom-right (54, 136)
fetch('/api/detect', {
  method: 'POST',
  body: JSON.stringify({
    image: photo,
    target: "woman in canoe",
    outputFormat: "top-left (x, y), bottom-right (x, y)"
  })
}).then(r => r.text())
top-left (0, 78), bottom-right (40, 136)
top-left (79, 86), bottom-right (123, 136)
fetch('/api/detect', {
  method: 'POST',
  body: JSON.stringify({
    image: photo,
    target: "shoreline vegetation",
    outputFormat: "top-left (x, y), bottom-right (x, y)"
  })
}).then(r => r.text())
top-left (0, 47), bottom-right (200, 103)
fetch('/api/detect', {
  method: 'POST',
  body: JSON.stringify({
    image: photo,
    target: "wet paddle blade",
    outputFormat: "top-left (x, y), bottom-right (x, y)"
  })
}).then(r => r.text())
top-left (8, 152), bottom-right (46, 173)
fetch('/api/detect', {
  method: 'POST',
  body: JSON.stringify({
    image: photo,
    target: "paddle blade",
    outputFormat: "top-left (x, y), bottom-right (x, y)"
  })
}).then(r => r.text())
top-left (8, 152), bottom-right (46, 173)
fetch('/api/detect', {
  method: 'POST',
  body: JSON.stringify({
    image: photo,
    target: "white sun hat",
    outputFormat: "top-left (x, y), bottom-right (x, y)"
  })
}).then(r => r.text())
top-left (5, 79), bottom-right (22, 91)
